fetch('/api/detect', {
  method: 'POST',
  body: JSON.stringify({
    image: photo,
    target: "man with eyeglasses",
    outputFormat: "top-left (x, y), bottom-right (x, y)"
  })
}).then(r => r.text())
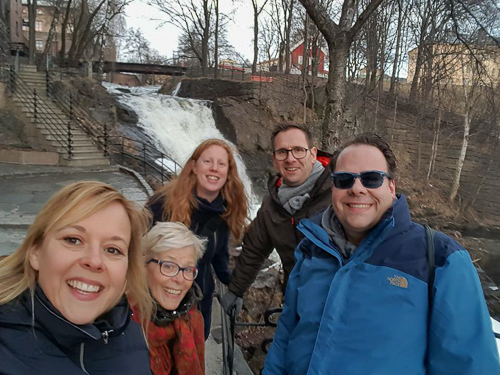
top-left (221, 123), bottom-right (332, 314)
top-left (264, 133), bottom-right (499, 374)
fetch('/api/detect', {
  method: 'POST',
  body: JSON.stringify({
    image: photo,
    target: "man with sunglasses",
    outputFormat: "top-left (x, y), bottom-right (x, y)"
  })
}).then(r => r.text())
top-left (221, 123), bottom-right (332, 314)
top-left (264, 133), bottom-right (499, 375)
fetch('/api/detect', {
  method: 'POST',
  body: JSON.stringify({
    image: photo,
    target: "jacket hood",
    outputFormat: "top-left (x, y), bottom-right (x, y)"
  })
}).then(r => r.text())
top-left (153, 283), bottom-right (203, 326)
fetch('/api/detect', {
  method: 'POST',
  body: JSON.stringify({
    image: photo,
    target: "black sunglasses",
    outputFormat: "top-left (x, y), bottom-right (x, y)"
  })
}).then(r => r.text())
top-left (331, 170), bottom-right (391, 189)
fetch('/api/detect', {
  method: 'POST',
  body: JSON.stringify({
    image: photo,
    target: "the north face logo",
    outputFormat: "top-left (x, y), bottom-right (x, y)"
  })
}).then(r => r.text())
top-left (387, 275), bottom-right (408, 289)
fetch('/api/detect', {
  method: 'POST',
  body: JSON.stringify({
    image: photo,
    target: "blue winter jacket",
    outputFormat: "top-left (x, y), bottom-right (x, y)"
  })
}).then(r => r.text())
top-left (0, 286), bottom-right (152, 374)
top-left (264, 195), bottom-right (500, 375)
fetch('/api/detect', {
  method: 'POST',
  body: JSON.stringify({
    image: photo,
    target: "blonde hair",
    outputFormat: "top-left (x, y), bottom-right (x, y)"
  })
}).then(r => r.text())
top-left (0, 181), bottom-right (153, 329)
top-left (144, 222), bottom-right (207, 262)
top-left (150, 139), bottom-right (248, 241)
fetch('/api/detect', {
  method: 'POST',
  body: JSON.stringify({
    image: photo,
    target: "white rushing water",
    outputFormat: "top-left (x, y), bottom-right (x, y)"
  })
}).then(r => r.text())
top-left (103, 82), bottom-right (259, 216)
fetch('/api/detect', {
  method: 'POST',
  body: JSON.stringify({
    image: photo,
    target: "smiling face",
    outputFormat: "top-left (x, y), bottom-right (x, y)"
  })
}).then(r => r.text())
top-left (332, 144), bottom-right (396, 246)
top-left (146, 246), bottom-right (196, 311)
top-left (29, 202), bottom-right (131, 325)
top-left (272, 128), bottom-right (317, 187)
top-left (192, 145), bottom-right (229, 202)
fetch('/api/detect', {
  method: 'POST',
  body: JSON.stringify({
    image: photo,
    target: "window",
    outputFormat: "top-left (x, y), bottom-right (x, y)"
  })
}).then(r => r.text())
top-left (35, 21), bottom-right (42, 32)
top-left (16, 21), bottom-right (19, 36)
top-left (22, 19), bottom-right (29, 31)
top-left (298, 55), bottom-right (303, 64)
top-left (23, 8), bottom-right (27, 13)
top-left (37, 9), bottom-right (43, 15)
top-left (36, 40), bottom-right (43, 51)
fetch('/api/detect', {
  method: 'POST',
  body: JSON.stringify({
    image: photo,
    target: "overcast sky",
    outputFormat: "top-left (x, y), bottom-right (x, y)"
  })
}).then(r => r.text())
top-left (124, 0), bottom-right (256, 61)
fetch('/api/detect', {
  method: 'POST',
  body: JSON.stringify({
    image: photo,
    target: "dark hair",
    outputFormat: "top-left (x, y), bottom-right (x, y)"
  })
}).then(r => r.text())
top-left (329, 133), bottom-right (397, 177)
top-left (270, 123), bottom-right (312, 151)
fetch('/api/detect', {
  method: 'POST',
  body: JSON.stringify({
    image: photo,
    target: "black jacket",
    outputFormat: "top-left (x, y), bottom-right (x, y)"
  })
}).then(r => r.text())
top-left (0, 287), bottom-right (151, 375)
top-left (229, 156), bottom-right (332, 297)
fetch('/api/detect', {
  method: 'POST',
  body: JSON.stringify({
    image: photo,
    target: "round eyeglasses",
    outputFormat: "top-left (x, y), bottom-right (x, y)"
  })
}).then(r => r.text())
top-left (273, 147), bottom-right (310, 161)
top-left (147, 259), bottom-right (198, 281)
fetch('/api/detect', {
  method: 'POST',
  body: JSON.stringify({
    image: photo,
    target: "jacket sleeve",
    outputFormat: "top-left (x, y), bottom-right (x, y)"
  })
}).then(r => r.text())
top-left (428, 239), bottom-right (500, 374)
top-left (228, 205), bottom-right (275, 297)
top-left (262, 245), bottom-right (304, 375)
top-left (211, 228), bottom-right (232, 285)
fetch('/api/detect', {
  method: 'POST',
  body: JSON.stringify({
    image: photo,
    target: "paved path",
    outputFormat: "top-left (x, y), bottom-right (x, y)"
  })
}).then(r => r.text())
top-left (0, 162), bottom-right (253, 375)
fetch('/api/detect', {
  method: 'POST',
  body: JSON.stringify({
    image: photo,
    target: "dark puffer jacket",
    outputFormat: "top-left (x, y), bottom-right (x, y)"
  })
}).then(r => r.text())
top-left (0, 286), bottom-right (151, 375)
top-left (228, 154), bottom-right (332, 297)
top-left (148, 193), bottom-right (231, 339)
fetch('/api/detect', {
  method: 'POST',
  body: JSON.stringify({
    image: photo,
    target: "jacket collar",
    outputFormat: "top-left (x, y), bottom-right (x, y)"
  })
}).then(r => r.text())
top-left (152, 283), bottom-right (203, 326)
top-left (298, 195), bottom-right (411, 260)
top-left (269, 166), bottom-right (331, 206)
top-left (20, 286), bottom-right (131, 347)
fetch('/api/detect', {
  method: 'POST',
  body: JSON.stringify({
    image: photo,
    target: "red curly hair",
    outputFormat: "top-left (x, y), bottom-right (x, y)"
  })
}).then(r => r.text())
top-left (153, 139), bottom-right (248, 241)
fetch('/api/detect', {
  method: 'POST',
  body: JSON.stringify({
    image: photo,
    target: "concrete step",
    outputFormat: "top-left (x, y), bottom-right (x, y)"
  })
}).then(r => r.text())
top-left (20, 65), bottom-right (37, 72)
top-left (51, 139), bottom-right (95, 148)
top-left (46, 134), bottom-right (91, 141)
top-left (57, 146), bottom-right (102, 154)
top-left (39, 128), bottom-right (87, 136)
top-left (61, 156), bottom-right (110, 167)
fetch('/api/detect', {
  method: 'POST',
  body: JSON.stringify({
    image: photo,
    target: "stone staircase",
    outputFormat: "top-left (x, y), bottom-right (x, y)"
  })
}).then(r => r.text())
top-left (12, 65), bottom-right (109, 167)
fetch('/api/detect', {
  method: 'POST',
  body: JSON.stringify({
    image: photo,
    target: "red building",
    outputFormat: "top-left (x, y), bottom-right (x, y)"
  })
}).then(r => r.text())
top-left (289, 40), bottom-right (328, 77)
top-left (258, 40), bottom-right (328, 77)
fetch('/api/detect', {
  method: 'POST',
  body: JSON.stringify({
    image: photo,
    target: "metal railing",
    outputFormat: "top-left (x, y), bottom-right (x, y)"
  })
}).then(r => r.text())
top-left (46, 69), bottom-right (109, 156)
top-left (105, 136), bottom-right (180, 186)
top-left (4, 65), bottom-right (74, 159)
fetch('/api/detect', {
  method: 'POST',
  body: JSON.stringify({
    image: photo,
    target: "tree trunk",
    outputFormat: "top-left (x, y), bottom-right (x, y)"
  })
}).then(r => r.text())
top-left (201, 0), bottom-right (210, 75)
top-left (59, 0), bottom-right (72, 58)
top-left (427, 106), bottom-right (441, 180)
top-left (284, 0), bottom-right (294, 74)
top-left (389, 0), bottom-right (403, 96)
top-left (39, 0), bottom-right (63, 70)
top-left (252, 0), bottom-right (259, 74)
top-left (214, 0), bottom-right (219, 78)
top-left (28, 0), bottom-right (37, 65)
top-left (449, 111), bottom-right (470, 202)
top-left (322, 39), bottom-right (349, 150)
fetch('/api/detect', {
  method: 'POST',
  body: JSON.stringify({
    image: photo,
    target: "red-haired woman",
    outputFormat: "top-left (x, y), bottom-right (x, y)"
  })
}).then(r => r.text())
top-left (148, 139), bottom-right (248, 339)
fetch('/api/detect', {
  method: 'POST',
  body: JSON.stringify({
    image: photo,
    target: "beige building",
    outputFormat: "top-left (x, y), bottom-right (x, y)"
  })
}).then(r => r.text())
top-left (407, 43), bottom-right (500, 86)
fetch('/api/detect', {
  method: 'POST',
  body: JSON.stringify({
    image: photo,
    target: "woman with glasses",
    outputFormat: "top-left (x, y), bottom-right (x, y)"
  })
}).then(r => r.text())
top-left (138, 222), bottom-right (207, 375)
top-left (0, 181), bottom-right (153, 374)
top-left (147, 139), bottom-right (248, 339)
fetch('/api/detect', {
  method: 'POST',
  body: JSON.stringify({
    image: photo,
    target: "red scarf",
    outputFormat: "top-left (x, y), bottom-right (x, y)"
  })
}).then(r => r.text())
top-left (133, 308), bottom-right (205, 375)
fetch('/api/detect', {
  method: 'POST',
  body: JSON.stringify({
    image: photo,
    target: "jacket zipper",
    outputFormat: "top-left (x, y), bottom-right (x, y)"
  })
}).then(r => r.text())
top-left (79, 343), bottom-right (90, 374)
top-left (102, 329), bottom-right (113, 344)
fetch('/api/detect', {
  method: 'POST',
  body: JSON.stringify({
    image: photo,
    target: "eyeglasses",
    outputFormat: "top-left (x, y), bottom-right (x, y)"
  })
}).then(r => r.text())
top-left (331, 170), bottom-right (391, 189)
top-left (273, 147), bottom-right (309, 161)
top-left (147, 259), bottom-right (198, 281)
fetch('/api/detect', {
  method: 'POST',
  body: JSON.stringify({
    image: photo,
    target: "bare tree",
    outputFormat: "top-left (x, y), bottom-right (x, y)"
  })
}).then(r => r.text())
top-left (252, 0), bottom-right (271, 74)
top-left (298, 0), bottom-right (385, 149)
top-left (27, 0), bottom-right (37, 64)
top-left (149, 0), bottom-right (212, 75)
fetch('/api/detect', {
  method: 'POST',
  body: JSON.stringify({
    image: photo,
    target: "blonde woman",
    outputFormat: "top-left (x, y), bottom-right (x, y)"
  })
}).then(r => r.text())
top-left (135, 222), bottom-right (206, 375)
top-left (0, 181), bottom-right (153, 375)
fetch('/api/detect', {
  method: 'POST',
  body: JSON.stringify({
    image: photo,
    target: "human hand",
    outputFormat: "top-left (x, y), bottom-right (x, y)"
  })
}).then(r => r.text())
top-left (220, 291), bottom-right (243, 316)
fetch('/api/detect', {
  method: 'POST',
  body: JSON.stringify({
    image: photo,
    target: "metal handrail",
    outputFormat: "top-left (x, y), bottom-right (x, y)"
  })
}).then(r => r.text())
top-left (105, 135), bottom-right (181, 186)
top-left (46, 70), bottom-right (108, 155)
top-left (6, 66), bottom-right (73, 158)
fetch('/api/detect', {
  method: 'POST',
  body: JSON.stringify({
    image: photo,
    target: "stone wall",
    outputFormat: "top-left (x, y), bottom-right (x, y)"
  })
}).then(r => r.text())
top-left (0, 16), bottom-right (9, 63)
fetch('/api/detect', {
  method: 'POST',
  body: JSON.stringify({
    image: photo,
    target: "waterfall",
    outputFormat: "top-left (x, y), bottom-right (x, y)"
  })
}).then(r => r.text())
top-left (103, 83), bottom-right (259, 216)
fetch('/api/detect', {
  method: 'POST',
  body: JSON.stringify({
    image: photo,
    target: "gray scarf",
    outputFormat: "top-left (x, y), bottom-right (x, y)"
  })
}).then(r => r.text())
top-left (321, 206), bottom-right (357, 261)
top-left (278, 161), bottom-right (324, 214)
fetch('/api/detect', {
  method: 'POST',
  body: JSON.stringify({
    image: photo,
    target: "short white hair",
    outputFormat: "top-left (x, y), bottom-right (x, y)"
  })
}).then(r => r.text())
top-left (144, 222), bottom-right (206, 262)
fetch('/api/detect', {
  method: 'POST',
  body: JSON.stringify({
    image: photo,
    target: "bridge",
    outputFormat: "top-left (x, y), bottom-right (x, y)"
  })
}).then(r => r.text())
top-left (92, 61), bottom-right (187, 76)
